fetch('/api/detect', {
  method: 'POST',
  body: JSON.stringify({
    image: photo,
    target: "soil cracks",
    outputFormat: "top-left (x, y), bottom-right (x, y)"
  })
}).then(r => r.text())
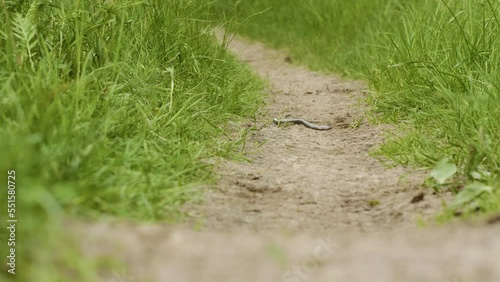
top-left (79, 35), bottom-right (500, 282)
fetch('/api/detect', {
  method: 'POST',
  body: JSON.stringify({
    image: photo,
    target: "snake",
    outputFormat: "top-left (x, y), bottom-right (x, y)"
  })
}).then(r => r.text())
top-left (273, 118), bottom-right (332, 130)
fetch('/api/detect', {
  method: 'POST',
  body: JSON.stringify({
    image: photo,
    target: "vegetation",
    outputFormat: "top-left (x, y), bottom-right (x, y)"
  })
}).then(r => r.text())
top-left (2, 0), bottom-right (499, 279)
top-left (214, 0), bottom-right (500, 216)
top-left (0, 0), bottom-right (262, 280)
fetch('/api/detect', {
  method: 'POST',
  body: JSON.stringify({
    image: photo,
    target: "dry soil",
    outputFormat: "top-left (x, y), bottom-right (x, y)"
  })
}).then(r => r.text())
top-left (78, 34), bottom-right (500, 282)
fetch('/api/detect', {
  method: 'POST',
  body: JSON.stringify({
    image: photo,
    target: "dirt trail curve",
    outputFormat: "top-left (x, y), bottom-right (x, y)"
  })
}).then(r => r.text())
top-left (79, 35), bottom-right (500, 282)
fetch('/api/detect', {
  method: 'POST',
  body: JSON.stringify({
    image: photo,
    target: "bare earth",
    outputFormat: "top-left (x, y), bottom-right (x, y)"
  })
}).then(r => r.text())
top-left (79, 35), bottom-right (500, 282)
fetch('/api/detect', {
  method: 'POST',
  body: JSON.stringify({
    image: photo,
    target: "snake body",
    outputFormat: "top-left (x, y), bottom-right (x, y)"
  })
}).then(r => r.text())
top-left (273, 118), bottom-right (332, 130)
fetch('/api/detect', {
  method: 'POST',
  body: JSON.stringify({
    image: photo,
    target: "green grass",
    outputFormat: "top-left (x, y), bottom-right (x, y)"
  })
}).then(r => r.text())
top-left (215, 0), bottom-right (500, 216)
top-left (0, 0), bottom-right (263, 280)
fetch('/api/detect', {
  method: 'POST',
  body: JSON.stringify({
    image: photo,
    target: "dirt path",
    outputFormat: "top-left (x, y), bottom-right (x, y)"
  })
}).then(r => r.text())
top-left (79, 35), bottom-right (500, 282)
top-left (184, 34), bottom-right (447, 234)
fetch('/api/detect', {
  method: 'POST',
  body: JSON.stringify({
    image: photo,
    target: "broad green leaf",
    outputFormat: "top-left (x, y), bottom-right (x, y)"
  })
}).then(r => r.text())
top-left (470, 171), bottom-right (482, 180)
top-left (430, 158), bottom-right (457, 184)
top-left (452, 183), bottom-right (493, 207)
